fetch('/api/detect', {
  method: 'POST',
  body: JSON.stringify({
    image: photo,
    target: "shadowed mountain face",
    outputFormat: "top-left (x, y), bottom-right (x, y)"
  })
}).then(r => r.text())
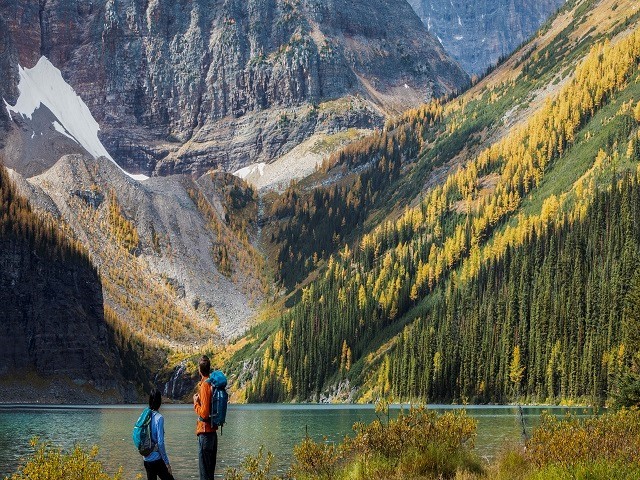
top-left (0, 238), bottom-right (126, 401)
top-left (0, 165), bottom-right (138, 402)
top-left (407, 0), bottom-right (564, 75)
top-left (9, 151), bottom-right (264, 343)
top-left (0, 16), bottom-right (18, 140)
top-left (0, 0), bottom-right (468, 177)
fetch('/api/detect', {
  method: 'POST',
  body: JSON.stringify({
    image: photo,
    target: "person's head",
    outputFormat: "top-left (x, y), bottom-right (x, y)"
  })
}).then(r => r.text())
top-left (199, 355), bottom-right (211, 378)
top-left (149, 389), bottom-right (162, 411)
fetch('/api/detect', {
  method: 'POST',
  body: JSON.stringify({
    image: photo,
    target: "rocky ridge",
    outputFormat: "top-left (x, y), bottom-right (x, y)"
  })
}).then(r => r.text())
top-left (10, 153), bottom-right (265, 344)
top-left (0, 0), bottom-right (468, 177)
top-left (407, 0), bottom-right (564, 75)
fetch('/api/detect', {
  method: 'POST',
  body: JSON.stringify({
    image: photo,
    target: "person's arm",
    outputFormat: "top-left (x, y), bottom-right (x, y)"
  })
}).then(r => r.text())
top-left (193, 383), bottom-right (201, 411)
top-left (194, 382), bottom-right (210, 420)
top-left (156, 414), bottom-right (170, 466)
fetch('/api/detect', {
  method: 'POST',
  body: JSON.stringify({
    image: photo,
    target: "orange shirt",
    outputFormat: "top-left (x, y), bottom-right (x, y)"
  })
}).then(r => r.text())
top-left (194, 378), bottom-right (217, 435)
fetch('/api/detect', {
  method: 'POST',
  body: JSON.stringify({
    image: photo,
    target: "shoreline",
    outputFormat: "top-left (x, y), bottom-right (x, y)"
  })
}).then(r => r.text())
top-left (0, 402), bottom-right (597, 410)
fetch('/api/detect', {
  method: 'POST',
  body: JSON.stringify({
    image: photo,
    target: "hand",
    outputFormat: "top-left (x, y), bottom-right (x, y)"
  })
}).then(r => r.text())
top-left (193, 393), bottom-right (200, 405)
top-left (167, 464), bottom-right (173, 476)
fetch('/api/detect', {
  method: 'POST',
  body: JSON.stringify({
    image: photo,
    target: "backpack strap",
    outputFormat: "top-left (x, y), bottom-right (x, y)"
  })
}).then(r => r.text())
top-left (149, 411), bottom-right (159, 453)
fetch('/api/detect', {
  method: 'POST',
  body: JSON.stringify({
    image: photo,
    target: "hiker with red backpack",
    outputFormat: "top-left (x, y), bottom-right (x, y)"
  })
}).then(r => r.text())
top-left (193, 355), bottom-right (228, 480)
top-left (133, 389), bottom-right (174, 480)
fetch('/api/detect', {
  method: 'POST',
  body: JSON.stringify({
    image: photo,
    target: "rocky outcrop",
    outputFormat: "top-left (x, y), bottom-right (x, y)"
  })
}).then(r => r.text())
top-left (157, 362), bottom-right (199, 400)
top-left (17, 154), bottom-right (263, 342)
top-left (0, 175), bottom-right (138, 402)
top-left (0, 16), bottom-right (18, 141)
top-left (0, 0), bottom-right (468, 177)
top-left (407, 0), bottom-right (564, 75)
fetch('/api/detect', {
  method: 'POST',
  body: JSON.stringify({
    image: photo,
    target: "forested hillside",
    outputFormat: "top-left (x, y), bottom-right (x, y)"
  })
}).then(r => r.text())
top-left (266, 0), bottom-right (640, 289)
top-left (385, 174), bottom-right (640, 403)
top-left (237, 0), bottom-right (640, 404)
top-left (270, 101), bottom-right (443, 288)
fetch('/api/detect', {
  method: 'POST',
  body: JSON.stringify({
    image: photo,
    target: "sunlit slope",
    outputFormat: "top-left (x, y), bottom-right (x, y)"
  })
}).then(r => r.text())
top-left (237, 0), bottom-right (640, 403)
top-left (264, 0), bottom-right (640, 292)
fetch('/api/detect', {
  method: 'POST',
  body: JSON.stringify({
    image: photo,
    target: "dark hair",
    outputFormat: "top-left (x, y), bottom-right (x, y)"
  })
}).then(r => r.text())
top-left (149, 389), bottom-right (162, 411)
top-left (199, 355), bottom-right (211, 377)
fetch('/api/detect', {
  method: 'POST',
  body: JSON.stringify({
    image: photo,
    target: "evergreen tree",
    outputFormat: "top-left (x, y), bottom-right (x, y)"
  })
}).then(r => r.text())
top-left (615, 269), bottom-right (640, 407)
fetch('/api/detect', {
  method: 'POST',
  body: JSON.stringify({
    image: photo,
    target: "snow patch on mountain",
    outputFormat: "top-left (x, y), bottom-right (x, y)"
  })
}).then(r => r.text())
top-left (52, 121), bottom-right (77, 143)
top-left (4, 57), bottom-right (148, 182)
top-left (234, 163), bottom-right (266, 180)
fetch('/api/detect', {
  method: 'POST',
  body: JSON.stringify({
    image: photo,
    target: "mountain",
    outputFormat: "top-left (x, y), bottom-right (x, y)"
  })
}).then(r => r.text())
top-left (6, 149), bottom-right (270, 399)
top-left (0, 35), bottom-right (271, 399)
top-left (2, 53), bottom-right (265, 342)
top-left (4, 0), bottom-right (636, 405)
top-left (235, 0), bottom-right (640, 403)
top-left (407, 0), bottom-right (564, 75)
top-left (0, 0), bottom-right (470, 400)
top-left (0, 0), bottom-right (468, 178)
top-left (0, 163), bottom-right (138, 403)
top-left (12, 153), bottom-right (266, 343)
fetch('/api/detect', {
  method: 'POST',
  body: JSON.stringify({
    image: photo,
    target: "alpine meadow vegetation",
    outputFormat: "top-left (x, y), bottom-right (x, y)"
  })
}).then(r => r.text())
top-left (8, 407), bottom-right (640, 479)
top-left (7, 439), bottom-right (122, 480)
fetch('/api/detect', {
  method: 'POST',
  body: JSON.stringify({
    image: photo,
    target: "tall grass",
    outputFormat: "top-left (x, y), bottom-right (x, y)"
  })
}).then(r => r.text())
top-left (7, 438), bottom-right (121, 480)
top-left (224, 407), bottom-right (640, 480)
top-left (290, 405), bottom-right (481, 480)
top-left (487, 408), bottom-right (640, 480)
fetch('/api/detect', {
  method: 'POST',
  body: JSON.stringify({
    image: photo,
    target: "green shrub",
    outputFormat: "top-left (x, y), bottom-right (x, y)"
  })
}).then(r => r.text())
top-left (224, 446), bottom-right (280, 480)
top-left (490, 409), bottom-right (640, 480)
top-left (526, 461), bottom-right (640, 480)
top-left (290, 435), bottom-right (342, 479)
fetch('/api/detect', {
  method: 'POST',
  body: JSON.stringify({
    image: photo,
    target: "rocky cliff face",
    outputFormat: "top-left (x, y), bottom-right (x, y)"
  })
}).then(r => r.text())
top-left (0, 168), bottom-right (137, 402)
top-left (12, 153), bottom-right (264, 343)
top-left (0, 0), bottom-right (468, 176)
top-left (407, 0), bottom-right (564, 75)
top-left (0, 16), bottom-right (18, 141)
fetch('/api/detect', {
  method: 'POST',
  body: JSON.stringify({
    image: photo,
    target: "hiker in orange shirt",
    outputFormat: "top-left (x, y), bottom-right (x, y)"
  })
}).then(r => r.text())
top-left (193, 355), bottom-right (217, 480)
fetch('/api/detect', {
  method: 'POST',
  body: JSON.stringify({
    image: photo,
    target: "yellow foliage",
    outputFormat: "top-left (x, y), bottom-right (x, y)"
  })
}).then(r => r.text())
top-left (526, 409), bottom-right (640, 467)
top-left (509, 346), bottom-right (525, 387)
top-left (290, 405), bottom-right (479, 480)
top-left (634, 100), bottom-right (640, 123)
top-left (9, 439), bottom-right (122, 480)
top-left (106, 192), bottom-right (139, 253)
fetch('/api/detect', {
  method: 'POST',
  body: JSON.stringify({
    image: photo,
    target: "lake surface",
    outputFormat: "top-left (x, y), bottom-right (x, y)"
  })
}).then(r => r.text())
top-left (0, 404), bottom-right (595, 479)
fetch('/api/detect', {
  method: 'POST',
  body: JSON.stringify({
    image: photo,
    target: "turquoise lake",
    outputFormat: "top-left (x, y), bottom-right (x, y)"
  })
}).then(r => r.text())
top-left (0, 404), bottom-right (595, 479)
